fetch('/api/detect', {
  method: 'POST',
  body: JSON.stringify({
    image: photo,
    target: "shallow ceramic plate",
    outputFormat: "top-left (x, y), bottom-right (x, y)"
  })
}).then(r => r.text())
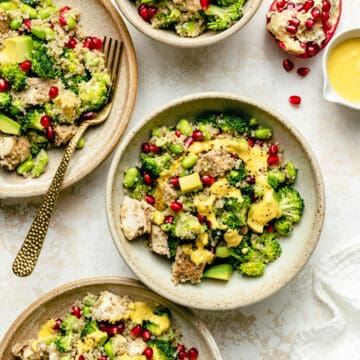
top-left (116, 0), bottom-right (263, 48)
top-left (0, 0), bottom-right (137, 199)
top-left (106, 92), bottom-right (325, 310)
top-left (0, 277), bottom-right (222, 359)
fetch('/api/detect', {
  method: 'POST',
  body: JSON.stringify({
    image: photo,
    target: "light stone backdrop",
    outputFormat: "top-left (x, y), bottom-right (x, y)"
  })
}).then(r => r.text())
top-left (1, 0), bottom-right (360, 358)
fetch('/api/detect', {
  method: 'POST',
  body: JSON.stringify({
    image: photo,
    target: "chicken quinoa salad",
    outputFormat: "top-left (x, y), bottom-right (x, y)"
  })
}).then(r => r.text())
top-left (12, 291), bottom-right (200, 360)
top-left (120, 112), bottom-right (305, 284)
top-left (132, 0), bottom-right (247, 38)
top-left (0, 0), bottom-right (110, 178)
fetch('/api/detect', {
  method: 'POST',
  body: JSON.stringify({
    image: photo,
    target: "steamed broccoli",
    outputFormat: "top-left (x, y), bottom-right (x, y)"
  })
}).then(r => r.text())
top-left (31, 44), bottom-right (58, 79)
top-left (167, 236), bottom-right (180, 258)
top-left (175, 17), bottom-right (206, 38)
top-left (54, 335), bottom-right (73, 353)
top-left (60, 315), bottom-right (80, 334)
top-left (205, 2), bottom-right (243, 31)
top-left (61, 48), bottom-right (84, 75)
top-left (80, 320), bottom-right (99, 337)
top-left (197, 112), bottom-right (248, 133)
top-left (220, 196), bottom-right (250, 229)
top-left (151, 6), bottom-right (181, 29)
top-left (140, 152), bottom-right (172, 177)
top-left (0, 63), bottom-right (27, 91)
top-left (0, 92), bottom-right (11, 110)
top-left (252, 232), bottom-right (282, 262)
top-left (216, 0), bottom-right (245, 7)
top-left (61, 73), bottom-right (90, 94)
top-left (274, 217), bottom-right (293, 236)
top-left (174, 213), bottom-right (202, 240)
top-left (228, 164), bottom-right (247, 187)
top-left (148, 339), bottom-right (176, 359)
top-left (267, 169), bottom-right (286, 189)
top-left (27, 131), bottom-right (49, 155)
top-left (8, 99), bottom-right (25, 117)
top-left (21, 0), bottom-right (41, 6)
top-left (21, 109), bottom-right (44, 132)
top-left (276, 187), bottom-right (304, 224)
top-left (239, 260), bottom-right (265, 277)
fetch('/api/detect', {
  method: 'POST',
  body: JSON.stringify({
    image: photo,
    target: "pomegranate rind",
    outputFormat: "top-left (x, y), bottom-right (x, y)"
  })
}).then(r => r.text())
top-left (267, 0), bottom-right (342, 58)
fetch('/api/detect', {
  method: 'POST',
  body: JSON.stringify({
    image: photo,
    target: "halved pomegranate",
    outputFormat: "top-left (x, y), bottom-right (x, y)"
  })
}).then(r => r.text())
top-left (266, 0), bottom-right (342, 58)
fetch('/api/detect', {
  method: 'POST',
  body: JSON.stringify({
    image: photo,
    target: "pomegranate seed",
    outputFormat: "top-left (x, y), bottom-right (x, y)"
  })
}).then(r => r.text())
top-left (147, 6), bottom-right (157, 17)
top-left (71, 306), bottom-right (81, 318)
top-left (45, 126), bottom-right (55, 141)
top-left (201, 175), bottom-right (215, 186)
top-left (282, 58), bottom-right (294, 72)
top-left (322, 0), bottom-right (331, 12)
top-left (169, 176), bottom-right (179, 187)
top-left (207, 220), bottom-right (212, 228)
top-left (288, 17), bottom-right (300, 27)
top-left (23, 19), bottom-right (31, 29)
top-left (323, 22), bottom-right (331, 33)
top-left (256, 140), bottom-right (264, 147)
top-left (164, 215), bottom-right (174, 224)
top-left (65, 37), bottom-right (77, 49)
top-left (178, 351), bottom-right (188, 359)
top-left (305, 18), bottom-right (315, 29)
top-left (82, 111), bottom-right (95, 120)
top-left (170, 201), bottom-right (183, 212)
top-left (138, 4), bottom-right (156, 22)
top-left (49, 86), bottom-right (59, 99)
top-left (175, 130), bottom-right (181, 137)
top-left (269, 144), bottom-right (278, 155)
top-left (276, 0), bottom-right (287, 11)
top-left (295, 3), bottom-right (304, 11)
top-left (267, 155), bottom-right (280, 166)
top-left (142, 329), bottom-right (152, 341)
top-left (289, 95), bottom-right (302, 106)
top-left (0, 78), bottom-right (9, 92)
top-left (311, 7), bottom-right (321, 19)
top-left (78, 356), bottom-right (85, 360)
top-left (106, 325), bottom-right (119, 336)
top-left (99, 323), bottom-right (107, 332)
top-left (143, 173), bottom-right (152, 185)
top-left (184, 136), bottom-right (194, 147)
top-left (200, 0), bottom-right (210, 10)
top-left (116, 323), bottom-right (125, 334)
top-left (99, 357), bottom-right (107, 360)
top-left (303, 0), bottom-right (314, 11)
top-left (247, 176), bottom-right (256, 184)
top-left (131, 325), bottom-right (142, 338)
top-left (188, 348), bottom-right (199, 360)
top-left (143, 347), bottom-right (153, 359)
top-left (60, 6), bottom-right (71, 15)
top-left (306, 43), bottom-right (319, 57)
top-left (49, 23), bottom-right (55, 30)
top-left (20, 60), bottom-right (32, 72)
top-left (59, 15), bottom-right (67, 26)
top-left (247, 138), bottom-right (255, 147)
top-left (192, 130), bottom-right (204, 141)
top-left (267, 225), bottom-right (274, 233)
top-left (90, 37), bottom-right (103, 50)
top-left (149, 144), bottom-right (159, 153)
top-left (144, 195), bottom-right (155, 205)
top-left (197, 214), bottom-right (207, 223)
top-left (40, 115), bottom-right (51, 128)
top-left (251, 193), bottom-right (258, 202)
top-left (321, 12), bottom-right (330, 23)
top-left (53, 319), bottom-right (62, 330)
top-left (297, 67), bottom-right (310, 77)
top-left (286, 24), bottom-right (297, 34)
top-left (83, 37), bottom-right (92, 48)
top-left (177, 345), bottom-right (186, 353)
top-left (141, 143), bottom-right (150, 153)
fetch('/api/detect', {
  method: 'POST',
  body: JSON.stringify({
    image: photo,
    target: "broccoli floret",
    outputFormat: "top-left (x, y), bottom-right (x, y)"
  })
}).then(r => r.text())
top-left (197, 112), bottom-right (248, 133)
top-left (148, 339), bottom-right (176, 359)
top-left (80, 320), bottom-right (99, 337)
top-left (252, 232), bottom-right (282, 262)
top-left (78, 72), bottom-right (111, 113)
top-left (140, 152), bottom-right (172, 177)
top-left (83, 294), bottom-right (98, 306)
top-left (267, 169), bottom-right (286, 189)
top-left (54, 335), bottom-right (73, 353)
top-left (61, 74), bottom-right (90, 94)
top-left (60, 315), bottom-right (80, 335)
top-left (61, 48), bottom-right (85, 75)
top-left (239, 260), bottom-right (265, 277)
top-left (276, 187), bottom-right (304, 224)
top-left (31, 45), bottom-right (58, 79)
top-left (216, 0), bottom-right (245, 6)
top-left (21, 0), bottom-right (40, 6)
top-left (174, 213), bottom-right (202, 240)
top-left (228, 164), bottom-right (247, 187)
top-left (220, 196), bottom-right (250, 229)
top-left (205, 2), bottom-right (243, 31)
top-left (0, 92), bottom-right (11, 110)
top-left (151, 6), bottom-right (181, 29)
top-left (21, 108), bottom-right (44, 132)
top-left (274, 217), bottom-right (293, 236)
top-left (131, 179), bottom-right (150, 200)
top-left (8, 99), bottom-right (25, 117)
top-left (27, 131), bottom-right (49, 155)
top-left (175, 17), bottom-right (206, 38)
top-left (167, 236), bottom-right (179, 258)
top-left (154, 306), bottom-right (171, 317)
top-left (0, 63), bottom-right (27, 91)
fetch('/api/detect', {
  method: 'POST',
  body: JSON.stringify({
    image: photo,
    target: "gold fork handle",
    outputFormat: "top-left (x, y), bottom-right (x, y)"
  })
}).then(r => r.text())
top-left (12, 122), bottom-right (89, 277)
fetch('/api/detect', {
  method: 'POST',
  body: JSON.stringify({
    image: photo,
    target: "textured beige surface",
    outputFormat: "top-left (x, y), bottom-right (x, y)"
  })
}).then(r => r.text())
top-left (1, 0), bottom-right (360, 359)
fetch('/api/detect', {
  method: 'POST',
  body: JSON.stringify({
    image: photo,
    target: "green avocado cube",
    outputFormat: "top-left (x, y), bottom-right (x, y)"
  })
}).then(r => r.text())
top-left (0, 114), bottom-right (21, 135)
top-left (0, 36), bottom-right (33, 64)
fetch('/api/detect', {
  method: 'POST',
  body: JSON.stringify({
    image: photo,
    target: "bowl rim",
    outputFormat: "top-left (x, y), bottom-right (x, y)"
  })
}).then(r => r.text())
top-left (115, 0), bottom-right (264, 48)
top-left (106, 92), bottom-right (326, 310)
top-left (0, 276), bottom-right (222, 359)
top-left (322, 27), bottom-right (360, 111)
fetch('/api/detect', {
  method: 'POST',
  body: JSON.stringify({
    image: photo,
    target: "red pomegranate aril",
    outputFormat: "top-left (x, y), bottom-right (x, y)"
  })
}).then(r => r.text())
top-left (322, 0), bottom-right (331, 12)
top-left (200, 0), bottom-right (210, 10)
top-left (116, 322), bottom-right (125, 334)
top-left (60, 6), bottom-right (71, 14)
top-left (59, 15), bottom-right (67, 26)
top-left (306, 44), bottom-right (319, 56)
top-left (256, 140), bottom-right (264, 147)
top-left (170, 201), bottom-right (183, 212)
top-left (303, 0), bottom-right (314, 11)
top-left (321, 12), bottom-right (330, 23)
top-left (23, 19), bottom-right (31, 29)
top-left (0, 78), bottom-right (9, 92)
top-left (20, 60), bottom-right (32, 72)
top-left (147, 6), bottom-right (157, 17)
top-left (323, 22), bottom-right (332, 33)
top-left (297, 67), bottom-right (311, 77)
top-left (106, 325), bottom-right (119, 336)
top-left (78, 356), bottom-right (85, 360)
top-left (267, 155), bottom-right (280, 166)
top-left (170, 176), bottom-right (179, 187)
top-left (288, 17), bottom-right (300, 27)
top-left (65, 37), bottom-right (77, 49)
top-left (295, 3), bottom-right (304, 11)
top-left (141, 142), bottom-right (150, 153)
top-left (46, 126), bottom-right (55, 141)
top-left (282, 58), bottom-right (294, 72)
top-left (184, 136), bottom-right (194, 147)
top-left (269, 144), bottom-right (278, 155)
top-left (82, 111), bottom-right (95, 120)
top-left (40, 115), bottom-right (51, 128)
top-left (276, 0), bottom-right (287, 11)
top-left (197, 214), bottom-right (207, 223)
top-left (138, 4), bottom-right (155, 22)
top-left (311, 7), bottom-right (321, 19)
top-left (289, 95), bottom-right (302, 106)
top-left (149, 144), bottom-right (159, 153)
top-left (286, 24), bottom-right (297, 34)
top-left (267, 225), bottom-right (274, 233)
top-left (99, 323), bottom-right (107, 332)
top-left (247, 176), bottom-right (256, 184)
top-left (178, 351), bottom-right (188, 360)
top-left (175, 130), bottom-right (181, 137)
top-left (192, 130), bottom-right (204, 141)
top-left (142, 329), bottom-right (152, 341)
top-left (91, 37), bottom-right (103, 50)
top-left (99, 357), bottom-right (107, 360)
top-left (207, 220), bottom-right (212, 228)
top-left (143, 174), bottom-right (152, 185)
top-left (144, 195), bottom-right (155, 205)
top-left (71, 306), bottom-right (81, 318)
top-left (143, 347), bottom-right (153, 359)
top-left (201, 175), bottom-right (215, 186)
top-left (49, 86), bottom-right (59, 99)
top-left (188, 348), bottom-right (199, 360)
top-left (305, 18), bottom-right (315, 29)
top-left (177, 345), bottom-right (186, 353)
top-left (131, 325), bottom-right (142, 338)
top-left (247, 138), bottom-right (255, 147)
top-left (164, 215), bottom-right (174, 224)
top-left (53, 319), bottom-right (62, 330)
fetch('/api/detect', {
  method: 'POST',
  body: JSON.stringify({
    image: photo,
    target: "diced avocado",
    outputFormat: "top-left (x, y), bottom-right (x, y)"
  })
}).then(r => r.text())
top-left (77, 330), bottom-right (108, 354)
top-left (144, 312), bottom-right (171, 336)
top-left (0, 113), bottom-right (21, 135)
top-left (215, 246), bottom-right (231, 258)
top-left (0, 36), bottom-right (34, 64)
top-left (104, 341), bottom-right (114, 359)
top-left (203, 264), bottom-right (233, 281)
top-left (179, 172), bottom-right (203, 194)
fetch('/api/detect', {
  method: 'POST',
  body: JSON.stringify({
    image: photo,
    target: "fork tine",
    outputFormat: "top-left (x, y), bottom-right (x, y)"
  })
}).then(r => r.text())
top-left (103, 37), bottom-right (113, 68)
top-left (111, 41), bottom-right (123, 85)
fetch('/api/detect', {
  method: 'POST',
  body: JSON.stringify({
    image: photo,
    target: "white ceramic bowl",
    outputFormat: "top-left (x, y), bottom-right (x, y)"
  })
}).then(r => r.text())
top-left (0, 277), bottom-right (222, 359)
top-left (106, 92), bottom-right (325, 310)
top-left (322, 28), bottom-right (360, 111)
top-left (116, 0), bottom-right (263, 48)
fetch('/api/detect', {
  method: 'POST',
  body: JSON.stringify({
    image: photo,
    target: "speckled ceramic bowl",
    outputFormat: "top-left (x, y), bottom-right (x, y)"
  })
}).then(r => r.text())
top-left (0, 0), bottom-right (138, 199)
top-left (116, 0), bottom-right (263, 48)
top-left (106, 93), bottom-right (325, 310)
top-left (0, 277), bottom-right (222, 359)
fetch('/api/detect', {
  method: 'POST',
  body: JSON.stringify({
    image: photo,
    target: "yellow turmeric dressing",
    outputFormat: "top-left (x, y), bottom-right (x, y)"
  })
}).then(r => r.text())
top-left (327, 38), bottom-right (360, 103)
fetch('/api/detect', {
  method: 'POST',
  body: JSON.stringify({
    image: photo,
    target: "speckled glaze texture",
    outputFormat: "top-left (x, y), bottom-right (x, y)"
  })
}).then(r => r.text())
top-left (117, 0), bottom-right (263, 48)
top-left (0, 0), bottom-right (138, 199)
top-left (0, 277), bottom-right (222, 359)
top-left (106, 93), bottom-right (325, 310)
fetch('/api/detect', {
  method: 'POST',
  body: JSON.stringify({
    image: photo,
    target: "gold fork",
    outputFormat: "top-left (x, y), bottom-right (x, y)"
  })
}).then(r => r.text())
top-left (12, 37), bottom-right (123, 277)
